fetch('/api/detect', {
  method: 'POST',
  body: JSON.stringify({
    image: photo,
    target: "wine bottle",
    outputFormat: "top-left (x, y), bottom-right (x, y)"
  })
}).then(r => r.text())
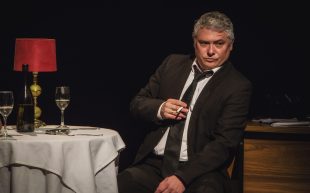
top-left (16, 64), bottom-right (34, 132)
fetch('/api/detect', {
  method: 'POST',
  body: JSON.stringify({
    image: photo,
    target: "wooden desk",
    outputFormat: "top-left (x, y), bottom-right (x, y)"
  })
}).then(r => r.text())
top-left (244, 123), bottom-right (310, 193)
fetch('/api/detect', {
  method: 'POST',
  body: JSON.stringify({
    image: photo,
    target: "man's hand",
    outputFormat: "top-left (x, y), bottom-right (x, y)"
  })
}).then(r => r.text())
top-left (160, 99), bottom-right (188, 120)
top-left (154, 175), bottom-right (185, 193)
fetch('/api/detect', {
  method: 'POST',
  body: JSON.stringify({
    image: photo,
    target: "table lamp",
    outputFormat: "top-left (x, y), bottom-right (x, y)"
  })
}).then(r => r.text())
top-left (13, 38), bottom-right (57, 128)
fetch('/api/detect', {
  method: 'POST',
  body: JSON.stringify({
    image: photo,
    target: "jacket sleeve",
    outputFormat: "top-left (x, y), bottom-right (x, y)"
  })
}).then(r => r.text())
top-left (129, 55), bottom-right (172, 124)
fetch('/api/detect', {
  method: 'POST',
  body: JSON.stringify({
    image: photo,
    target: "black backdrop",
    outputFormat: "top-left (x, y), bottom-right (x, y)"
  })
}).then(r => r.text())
top-left (1, 1), bottom-right (309, 170)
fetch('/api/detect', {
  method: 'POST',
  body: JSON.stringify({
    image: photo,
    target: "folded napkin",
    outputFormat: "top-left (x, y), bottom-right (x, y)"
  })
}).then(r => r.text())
top-left (68, 129), bottom-right (106, 136)
top-left (36, 125), bottom-right (99, 134)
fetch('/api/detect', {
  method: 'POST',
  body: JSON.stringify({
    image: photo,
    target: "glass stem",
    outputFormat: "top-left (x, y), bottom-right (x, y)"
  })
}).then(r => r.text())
top-left (3, 116), bottom-right (8, 138)
top-left (61, 110), bottom-right (65, 127)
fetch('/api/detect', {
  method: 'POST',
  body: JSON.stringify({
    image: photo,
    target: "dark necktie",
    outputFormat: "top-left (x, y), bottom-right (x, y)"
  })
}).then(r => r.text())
top-left (161, 68), bottom-right (214, 177)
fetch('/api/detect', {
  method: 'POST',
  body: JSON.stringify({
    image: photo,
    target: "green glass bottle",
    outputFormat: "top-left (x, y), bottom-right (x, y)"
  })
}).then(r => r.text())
top-left (16, 64), bottom-right (34, 132)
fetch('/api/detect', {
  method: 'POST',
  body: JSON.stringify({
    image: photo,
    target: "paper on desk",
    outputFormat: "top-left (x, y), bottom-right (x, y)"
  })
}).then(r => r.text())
top-left (270, 121), bottom-right (310, 127)
top-left (252, 118), bottom-right (298, 124)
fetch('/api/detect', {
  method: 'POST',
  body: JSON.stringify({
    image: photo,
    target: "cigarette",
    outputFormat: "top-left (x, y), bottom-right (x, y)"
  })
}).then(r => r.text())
top-left (176, 107), bottom-right (184, 113)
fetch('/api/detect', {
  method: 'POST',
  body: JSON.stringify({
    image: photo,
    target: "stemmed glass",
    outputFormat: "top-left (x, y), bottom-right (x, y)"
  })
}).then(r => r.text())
top-left (0, 91), bottom-right (14, 140)
top-left (55, 86), bottom-right (70, 129)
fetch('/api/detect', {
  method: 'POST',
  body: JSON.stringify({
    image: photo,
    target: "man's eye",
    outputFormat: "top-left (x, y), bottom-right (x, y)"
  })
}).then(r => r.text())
top-left (215, 41), bottom-right (225, 47)
top-left (199, 41), bottom-right (208, 46)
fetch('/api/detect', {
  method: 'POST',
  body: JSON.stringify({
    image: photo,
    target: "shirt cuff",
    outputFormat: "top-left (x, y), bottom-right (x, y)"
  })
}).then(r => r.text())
top-left (157, 102), bottom-right (165, 120)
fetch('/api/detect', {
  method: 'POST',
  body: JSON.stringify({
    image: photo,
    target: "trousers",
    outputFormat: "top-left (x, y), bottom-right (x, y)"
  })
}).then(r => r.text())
top-left (117, 153), bottom-right (231, 193)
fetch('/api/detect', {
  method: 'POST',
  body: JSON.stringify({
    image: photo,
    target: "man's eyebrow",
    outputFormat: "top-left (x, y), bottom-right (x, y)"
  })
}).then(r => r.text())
top-left (197, 39), bottom-right (225, 43)
top-left (197, 40), bottom-right (209, 43)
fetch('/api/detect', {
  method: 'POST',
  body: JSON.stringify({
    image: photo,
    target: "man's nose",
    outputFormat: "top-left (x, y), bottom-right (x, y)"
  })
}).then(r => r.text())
top-left (207, 44), bottom-right (215, 56)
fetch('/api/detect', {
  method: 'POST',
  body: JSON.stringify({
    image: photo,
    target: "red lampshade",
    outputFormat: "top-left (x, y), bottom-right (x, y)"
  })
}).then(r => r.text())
top-left (13, 38), bottom-right (57, 72)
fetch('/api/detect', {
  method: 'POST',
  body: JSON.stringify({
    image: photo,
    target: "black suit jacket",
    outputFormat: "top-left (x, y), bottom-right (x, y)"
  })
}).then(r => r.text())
top-left (130, 54), bottom-right (252, 185)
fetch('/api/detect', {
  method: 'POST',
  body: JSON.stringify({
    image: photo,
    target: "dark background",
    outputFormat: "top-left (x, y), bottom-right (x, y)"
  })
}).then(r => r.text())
top-left (1, 1), bottom-right (309, 170)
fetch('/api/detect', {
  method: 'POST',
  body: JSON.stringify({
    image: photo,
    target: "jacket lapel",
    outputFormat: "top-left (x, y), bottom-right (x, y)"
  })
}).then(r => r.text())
top-left (193, 61), bottom-right (232, 110)
top-left (186, 62), bottom-right (233, 153)
top-left (171, 58), bottom-right (194, 99)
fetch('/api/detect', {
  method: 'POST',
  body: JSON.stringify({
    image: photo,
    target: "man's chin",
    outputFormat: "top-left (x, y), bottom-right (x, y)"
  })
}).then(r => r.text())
top-left (201, 62), bottom-right (218, 70)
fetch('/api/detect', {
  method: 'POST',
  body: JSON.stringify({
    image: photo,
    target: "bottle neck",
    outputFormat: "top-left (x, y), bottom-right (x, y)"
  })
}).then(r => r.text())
top-left (21, 64), bottom-right (33, 103)
top-left (23, 69), bottom-right (28, 87)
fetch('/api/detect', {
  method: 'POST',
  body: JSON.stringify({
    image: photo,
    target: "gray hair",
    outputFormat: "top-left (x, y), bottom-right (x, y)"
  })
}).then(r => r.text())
top-left (192, 11), bottom-right (234, 42)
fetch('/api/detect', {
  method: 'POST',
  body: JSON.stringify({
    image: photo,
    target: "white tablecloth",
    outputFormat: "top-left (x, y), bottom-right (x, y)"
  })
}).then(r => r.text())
top-left (0, 126), bottom-right (126, 193)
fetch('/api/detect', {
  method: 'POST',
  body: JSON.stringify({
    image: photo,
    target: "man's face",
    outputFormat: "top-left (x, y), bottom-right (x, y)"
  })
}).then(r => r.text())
top-left (194, 28), bottom-right (233, 70)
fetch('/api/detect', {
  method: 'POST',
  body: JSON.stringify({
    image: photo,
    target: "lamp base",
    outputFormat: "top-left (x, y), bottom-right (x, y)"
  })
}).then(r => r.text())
top-left (35, 119), bottom-right (46, 128)
top-left (31, 72), bottom-right (46, 129)
top-left (34, 105), bottom-right (46, 128)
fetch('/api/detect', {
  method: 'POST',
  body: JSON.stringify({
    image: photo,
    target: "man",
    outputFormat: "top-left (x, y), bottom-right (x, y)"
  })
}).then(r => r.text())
top-left (118, 11), bottom-right (252, 193)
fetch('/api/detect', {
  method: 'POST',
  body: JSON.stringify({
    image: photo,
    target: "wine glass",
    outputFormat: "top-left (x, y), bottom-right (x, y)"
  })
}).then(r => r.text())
top-left (0, 91), bottom-right (14, 140)
top-left (55, 86), bottom-right (70, 129)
